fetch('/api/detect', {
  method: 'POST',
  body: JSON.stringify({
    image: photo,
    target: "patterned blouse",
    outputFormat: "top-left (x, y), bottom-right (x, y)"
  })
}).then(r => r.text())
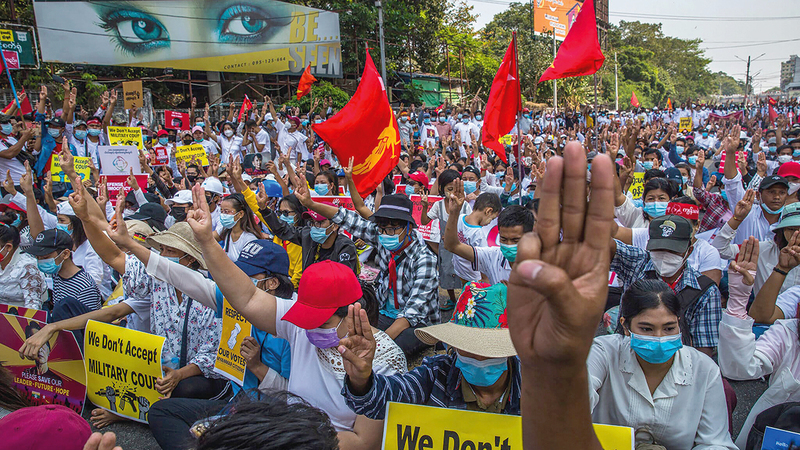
top-left (0, 248), bottom-right (46, 309)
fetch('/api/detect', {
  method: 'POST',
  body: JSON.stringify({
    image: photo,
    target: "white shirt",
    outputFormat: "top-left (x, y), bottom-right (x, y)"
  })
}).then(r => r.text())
top-left (275, 120), bottom-right (308, 162)
top-left (722, 172), bottom-right (774, 244)
top-left (589, 334), bottom-right (736, 450)
top-left (0, 135), bottom-right (26, 183)
top-left (243, 129), bottom-right (270, 155)
top-left (0, 248), bottom-right (46, 309)
top-left (65, 124), bottom-right (105, 168)
top-left (216, 228), bottom-right (258, 262)
top-left (474, 246), bottom-right (511, 285)
top-left (216, 134), bottom-right (244, 164)
top-left (630, 228), bottom-right (724, 273)
top-left (453, 215), bottom-right (491, 282)
top-left (419, 124), bottom-right (439, 147)
top-left (776, 286), bottom-right (800, 319)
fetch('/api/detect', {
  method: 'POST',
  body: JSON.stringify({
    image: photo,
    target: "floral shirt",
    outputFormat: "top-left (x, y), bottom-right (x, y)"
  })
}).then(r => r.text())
top-left (123, 255), bottom-right (223, 378)
top-left (0, 248), bottom-right (46, 309)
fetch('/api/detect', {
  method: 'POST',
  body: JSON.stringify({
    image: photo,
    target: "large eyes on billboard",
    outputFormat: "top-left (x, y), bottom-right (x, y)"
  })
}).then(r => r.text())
top-left (218, 5), bottom-right (278, 43)
top-left (98, 9), bottom-right (170, 55)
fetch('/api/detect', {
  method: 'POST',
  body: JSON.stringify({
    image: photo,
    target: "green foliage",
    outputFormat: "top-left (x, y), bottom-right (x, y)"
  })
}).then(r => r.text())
top-left (284, 80), bottom-right (349, 112)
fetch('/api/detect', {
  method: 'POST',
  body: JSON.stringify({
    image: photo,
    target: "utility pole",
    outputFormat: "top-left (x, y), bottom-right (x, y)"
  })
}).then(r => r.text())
top-left (375, 1), bottom-right (388, 84)
top-left (736, 53), bottom-right (765, 108)
top-left (553, 31), bottom-right (557, 113)
top-left (614, 52), bottom-right (619, 111)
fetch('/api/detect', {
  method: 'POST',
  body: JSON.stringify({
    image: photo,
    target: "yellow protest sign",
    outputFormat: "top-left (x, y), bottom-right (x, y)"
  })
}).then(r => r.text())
top-left (499, 135), bottom-right (515, 145)
top-left (175, 144), bottom-right (209, 166)
top-left (213, 299), bottom-right (251, 385)
top-left (628, 172), bottom-right (644, 200)
top-left (108, 126), bottom-right (144, 151)
top-left (122, 80), bottom-right (143, 109)
top-left (382, 402), bottom-right (633, 450)
top-left (678, 117), bottom-right (693, 133)
top-left (84, 320), bottom-right (165, 423)
top-left (51, 155), bottom-right (91, 182)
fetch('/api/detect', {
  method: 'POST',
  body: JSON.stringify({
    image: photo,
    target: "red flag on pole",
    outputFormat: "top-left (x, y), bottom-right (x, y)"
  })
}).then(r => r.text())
top-left (630, 91), bottom-right (640, 108)
top-left (482, 38), bottom-right (521, 164)
top-left (297, 64), bottom-right (317, 100)
top-left (1, 88), bottom-right (32, 115)
top-left (539, 0), bottom-right (605, 82)
top-left (237, 95), bottom-right (253, 122)
top-left (312, 53), bottom-right (400, 198)
top-left (666, 98), bottom-right (673, 111)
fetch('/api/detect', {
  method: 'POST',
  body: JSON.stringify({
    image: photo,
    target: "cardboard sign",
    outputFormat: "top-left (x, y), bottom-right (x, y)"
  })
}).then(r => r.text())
top-left (499, 135), bottom-right (515, 145)
top-left (213, 299), bottom-right (252, 385)
top-left (627, 172), bottom-right (644, 200)
top-left (108, 126), bottom-right (144, 151)
top-left (99, 145), bottom-right (141, 176)
top-left (51, 155), bottom-right (92, 182)
top-left (761, 426), bottom-right (800, 450)
top-left (84, 320), bottom-right (165, 423)
top-left (152, 146), bottom-right (169, 166)
top-left (0, 314), bottom-right (86, 415)
top-left (678, 117), bottom-right (693, 133)
top-left (0, 304), bottom-right (47, 322)
top-left (409, 194), bottom-right (442, 243)
top-left (175, 144), bottom-right (209, 166)
top-left (105, 175), bottom-right (149, 207)
top-left (382, 402), bottom-right (633, 450)
top-left (122, 81), bottom-right (143, 109)
top-left (164, 111), bottom-right (190, 131)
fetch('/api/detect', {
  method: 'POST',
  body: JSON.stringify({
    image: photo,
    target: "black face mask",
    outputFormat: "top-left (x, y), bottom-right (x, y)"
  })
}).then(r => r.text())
top-left (182, 138), bottom-right (192, 145)
top-left (186, 175), bottom-right (197, 185)
top-left (170, 208), bottom-right (187, 222)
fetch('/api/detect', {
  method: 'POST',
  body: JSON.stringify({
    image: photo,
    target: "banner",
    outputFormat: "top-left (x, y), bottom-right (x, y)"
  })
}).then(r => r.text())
top-left (108, 126), bottom-right (144, 151)
top-left (627, 172), bottom-right (644, 200)
top-left (105, 175), bottom-right (149, 207)
top-left (678, 117), bottom-right (693, 134)
top-left (762, 426), bottom-right (800, 450)
top-left (84, 320), bottom-right (165, 423)
top-left (533, 0), bottom-right (584, 41)
top-left (0, 314), bottom-right (86, 414)
top-left (99, 145), bottom-right (141, 176)
top-left (152, 145), bottom-right (170, 166)
top-left (51, 155), bottom-right (91, 182)
top-left (0, 304), bottom-right (47, 322)
top-left (165, 111), bottom-right (190, 131)
top-left (213, 299), bottom-right (252, 385)
top-left (175, 144), bottom-right (209, 166)
top-left (409, 194), bottom-right (441, 243)
top-left (709, 111), bottom-right (744, 122)
top-left (382, 402), bottom-right (633, 450)
top-left (0, 25), bottom-right (39, 68)
top-left (32, 0), bottom-right (342, 77)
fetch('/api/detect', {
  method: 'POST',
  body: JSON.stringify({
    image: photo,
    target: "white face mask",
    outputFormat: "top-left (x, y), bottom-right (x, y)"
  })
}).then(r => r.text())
top-left (224, 129), bottom-right (234, 138)
top-left (789, 182), bottom-right (800, 196)
top-left (778, 155), bottom-right (792, 164)
top-left (650, 251), bottom-right (687, 278)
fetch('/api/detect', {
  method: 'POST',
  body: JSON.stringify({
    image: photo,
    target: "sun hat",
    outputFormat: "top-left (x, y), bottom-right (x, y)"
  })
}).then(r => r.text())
top-left (146, 222), bottom-right (206, 269)
top-left (772, 202), bottom-right (800, 232)
top-left (281, 260), bottom-right (362, 330)
top-left (126, 219), bottom-right (155, 249)
top-left (369, 194), bottom-right (417, 228)
top-left (0, 404), bottom-right (91, 450)
top-left (415, 281), bottom-right (516, 358)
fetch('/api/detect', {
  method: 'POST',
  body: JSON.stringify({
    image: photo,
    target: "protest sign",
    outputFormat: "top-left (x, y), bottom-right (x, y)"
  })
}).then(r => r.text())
top-left (84, 320), bottom-right (165, 423)
top-left (0, 314), bottom-right (86, 414)
top-left (0, 26), bottom-right (38, 68)
top-left (99, 145), bottom-right (141, 176)
top-left (122, 80), bottom-right (143, 109)
top-left (392, 174), bottom-right (402, 186)
top-left (678, 117), bottom-right (693, 133)
top-left (761, 426), bottom-right (800, 450)
top-left (165, 111), bottom-right (190, 131)
top-left (243, 152), bottom-right (271, 177)
top-left (382, 402), bottom-right (633, 450)
top-left (410, 194), bottom-right (441, 243)
top-left (627, 172), bottom-right (644, 199)
top-left (499, 135), bottom-right (515, 145)
top-left (152, 146), bottom-right (170, 166)
top-left (51, 155), bottom-right (91, 182)
top-left (0, 304), bottom-right (47, 322)
top-left (108, 126), bottom-right (144, 151)
top-left (213, 299), bottom-right (252, 385)
top-left (105, 175), bottom-right (149, 207)
top-left (175, 144), bottom-right (209, 166)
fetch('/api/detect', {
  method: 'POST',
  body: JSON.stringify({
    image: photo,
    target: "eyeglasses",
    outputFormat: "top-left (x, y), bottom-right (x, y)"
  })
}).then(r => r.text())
top-left (378, 225), bottom-right (406, 236)
top-left (277, 210), bottom-right (296, 217)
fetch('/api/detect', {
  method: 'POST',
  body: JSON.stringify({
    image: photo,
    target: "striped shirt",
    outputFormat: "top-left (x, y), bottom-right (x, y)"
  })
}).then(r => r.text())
top-left (53, 268), bottom-right (102, 311)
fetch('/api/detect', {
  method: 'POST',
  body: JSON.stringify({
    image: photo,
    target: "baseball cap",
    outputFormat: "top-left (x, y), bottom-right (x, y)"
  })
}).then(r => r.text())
top-left (129, 202), bottom-right (167, 225)
top-left (320, 159), bottom-right (332, 167)
top-left (235, 240), bottom-right (290, 277)
top-left (664, 167), bottom-right (683, 184)
top-left (47, 117), bottom-right (65, 128)
top-left (191, 125), bottom-right (204, 134)
top-left (56, 201), bottom-right (75, 217)
top-left (242, 173), bottom-right (253, 183)
top-left (407, 171), bottom-right (429, 187)
top-left (165, 190), bottom-right (193, 205)
top-left (281, 261), bottom-right (363, 329)
top-left (646, 215), bottom-right (693, 254)
top-left (759, 175), bottom-right (789, 191)
top-left (201, 177), bottom-right (224, 195)
top-left (0, 404), bottom-right (91, 450)
top-left (262, 179), bottom-right (283, 198)
top-left (26, 229), bottom-right (73, 256)
top-left (777, 161), bottom-right (800, 180)
top-left (157, 129), bottom-right (169, 137)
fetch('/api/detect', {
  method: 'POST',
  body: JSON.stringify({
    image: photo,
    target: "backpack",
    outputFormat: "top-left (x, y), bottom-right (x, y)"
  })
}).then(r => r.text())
top-left (745, 402), bottom-right (800, 450)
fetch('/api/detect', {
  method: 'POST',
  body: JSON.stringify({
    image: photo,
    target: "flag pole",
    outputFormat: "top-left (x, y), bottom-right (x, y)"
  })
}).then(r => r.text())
top-left (593, 73), bottom-right (598, 140)
top-left (0, 51), bottom-right (26, 127)
top-left (513, 32), bottom-right (524, 206)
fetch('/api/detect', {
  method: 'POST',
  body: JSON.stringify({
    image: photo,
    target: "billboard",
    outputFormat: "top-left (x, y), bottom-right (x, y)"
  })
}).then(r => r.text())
top-left (0, 24), bottom-right (39, 68)
top-left (534, 0), bottom-right (584, 41)
top-left (32, 0), bottom-right (341, 77)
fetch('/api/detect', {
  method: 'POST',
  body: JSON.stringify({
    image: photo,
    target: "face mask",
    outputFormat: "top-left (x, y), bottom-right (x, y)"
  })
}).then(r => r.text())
top-left (675, 146), bottom-right (684, 155)
top-left (48, 128), bottom-right (61, 138)
top-left (86, 128), bottom-right (102, 137)
top-left (789, 182), bottom-right (800, 196)
top-left (379, 233), bottom-right (403, 251)
top-left (649, 250), bottom-right (687, 277)
top-left (194, 137), bottom-right (203, 143)
top-left (0, 124), bottom-right (12, 135)
top-left (769, 146), bottom-right (778, 154)
top-left (762, 203), bottom-right (784, 215)
top-left (630, 332), bottom-right (683, 364)
top-left (475, 115), bottom-right (482, 121)
top-left (794, 150), bottom-right (800, 158)
top-left (224, 129), bottom-right (234, 138)
top-left (196, 122), bottom-right (205, 128)
top-left (314, 184), bottom-right (330, 196)
top-left (10, 216), bottom-right (21, 228)
top-left (305, 318), bottom-right (343, 349)
top-left (170, 208), bottom-right (187, 223)
top-left (495, 171), bottom-right (505, 179)
top-left (462, 118), bottom-right (469, 124)
top-left (74, 130), bottom-right (88, 140)
top-left (56, 223), bottom-right (72, 235)
top-left (400, 117), bottom-right (408, 123)
top-left (455, 353), bottom-right (507, 387)
top-left (499, 243), bottom-right (518, 263)
top-left (702, 132), bottom-right (708, 138)
top-left (279, 214), bottom-right (295, 225)
top-left (778, 154), bottom-right (792, 164)
top-left (523, 114), bottom-right (530, 119)
top-left (404, 185), bottom-right (416, 197)
top-left (643, 201), bottom-right (668, 218)
top-left (158, 137), bottom-right (169, 145)
top-left (687, 156), bottom-right (697, 166)
top-left (423, 119), bottom-right (431, 125)
top-left (37, 254), bottom-right (64, 275)
top-left (314, 119), bottom-right (323, 124)
top-left (641, 161), bottom-right (654, 170)
top-left (502, 182), bottom-right (517, 192)
top-left (182, 139), bottom-right (193, 146)
top-left (309, 225), bottom-right (332, 244)
top-left (219, 213), bottom-right (239, 229)
top-left (682, 176), bottom-right (689, 185)
top-left (464, 180), bottom-right (480, 195)
top-left (439, 117), bottom-right (446, 123)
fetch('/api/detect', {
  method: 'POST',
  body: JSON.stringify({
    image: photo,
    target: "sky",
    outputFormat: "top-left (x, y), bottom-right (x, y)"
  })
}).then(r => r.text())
top-left (466, 0), bottom-right (800, 93)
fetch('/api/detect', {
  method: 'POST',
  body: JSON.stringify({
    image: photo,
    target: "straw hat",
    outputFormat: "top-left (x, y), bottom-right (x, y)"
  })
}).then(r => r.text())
top-left (415, 282), bottom-right (516, 358)
top-left (145, 222), bottom-right (206, 269)
top-left (126, 220), bottom-right (155, 249)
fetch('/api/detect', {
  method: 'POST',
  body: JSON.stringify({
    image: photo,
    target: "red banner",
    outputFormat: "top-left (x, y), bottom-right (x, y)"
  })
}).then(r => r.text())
top-left (667, 202), bottom-right (700, 221)
top-left (164, 111), bottom-right (190, 131)
top-left (0, 304), bottom-right (47, 322)
top-left (709, 111), bottom-right (743, 121)
top-left (106, 175), bottom-right (149, 207)
top-left (152, 146), bottom-right (169, 166)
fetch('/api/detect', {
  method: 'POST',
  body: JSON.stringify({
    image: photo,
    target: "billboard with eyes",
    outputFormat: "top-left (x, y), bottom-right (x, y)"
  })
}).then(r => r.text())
top-left (32, 0), bottom-right (342, 77)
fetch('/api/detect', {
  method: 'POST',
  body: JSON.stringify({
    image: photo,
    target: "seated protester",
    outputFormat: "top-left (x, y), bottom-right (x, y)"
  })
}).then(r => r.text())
top-left (459, 165), bottom-right (483, 203)
top-left (610, 215), bottom-right (722, 357)
top-left (499, 164), bottom-right (533, 208)
top-left (691, 150), bottom-right (731, 234)
top-left (165, 190), bottom-right (193, 228)
top-left (212, 193), bottom-right (260, 262)
top-left (295, 184), bottom-right (439, 356)
top-left (444, 179), bottom-right (535, 285)
top-left (712, 194), bottom-right (800, 297)
top-left (615, 177), bottom-right (677, 229)
top-left (589, 279), bottom-right (736, 449)
top-left (0, 220), bottom-right (46, 309)
top-left (641, 147), bottom-right (663, 172)
top-left (185, 194), bottom-right (406, 449)
top-left (452, 192), bottom-right (501, 283)
top-left (404, 171), bottom-right (428, 197)
top-left (718, 237), bottom-right (800, 449)
top-left (340, 291), bottom-right (520, 417)
top-left (312, 170), bottom-right (340, 197)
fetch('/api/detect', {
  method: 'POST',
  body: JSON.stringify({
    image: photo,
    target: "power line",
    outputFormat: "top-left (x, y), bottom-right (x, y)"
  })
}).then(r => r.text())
top-left (611, 12), bottom-right (800, 22)
top-left (702, 38), bottom-right (800, 50)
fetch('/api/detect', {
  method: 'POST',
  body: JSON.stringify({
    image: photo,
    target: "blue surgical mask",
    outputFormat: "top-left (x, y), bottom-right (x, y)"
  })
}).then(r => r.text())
top-left (279, 215), bottom-right (295, 225)
top-left (439, 117), bottom-right (446, 123)
top-left (0, 124), bottom-right (12, 135)
top-left (48, 128), bottom-right (61, 138)
top-left (682, 176), bottom-right (689, 185)
top-left (499, 243), bottom-right (517, 263)
top-left (641, 161), bottom-right (654, 170)
top-left (37, 256), bottom-right (63, 275)
top-left (302, 120), bottom-right (309, 126)
top-left (702, 132), bottom-right (708, 138)
top-left (523, 114), bottom-right (530, 119)
top-left (455, 353), bottom-right (508, 387)
top-left (769, 146), bottom-right (778, 154)
top-left (379, 233), bottom-right (403, 251)
top-left (404, 185), bottom-right (416, 197)
top-left (495, 171), bottom-right (505, 179)
top-left (219, 213), bottom-right (238, 229)
top-left (462, 118), bottom-right (469, 124)
top-left (629, 332), bottom-right (683, 364)
top-left (424, 119), bottom-right (431, 124)
top-left (475, 115), bottom-right (482, 121)
top-left (314, 184), bottom-right (330, 196)
top-left (10, 216), bottom-right (21, 228)
top-left (643, 201), bottom-right (669, 218)
top-left (309, 225), bottom-right (332, 244)
top-left (502, 182), bottom-right (517, 192)
top-left (305, 318), bottom-right (343, 349)
top-left (56, 223), bottom-right (72, 235)
top-left (687, 156), bottom-right (697, 166)
top-left (314, 119), bottom-right (323, 124)
top-left (74, 130), bottom-right (88, 140)
top-left (88, 128), bottom-right (102, 137)
top-left (675, 146), bottom-right (684, 155)
top-left (158, 137), bottom-right (169, 145)
top-left (794, 150), bottom-right (800, 158)
top-left (762, 203), bottom-right (784, 215)
top-left (463, 180), bottom-right (477, 195)
top-left (165, 255), bottom-right (183, 264)
top-left (196, 122), bottom-right (205, 128)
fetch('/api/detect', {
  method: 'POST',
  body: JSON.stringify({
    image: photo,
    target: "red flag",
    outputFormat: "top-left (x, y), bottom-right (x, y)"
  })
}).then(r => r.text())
top-left (312, 53), bottom-right (400, 198)
top-left (237, 95), bottom-right (253, 122)
top-left (768, 97), bottom-right (778, 106)
top-left (482, 38), bottom-right (521, 164)
top-left (539, 0), bottom-right (605, 82)
top-left (666, 98), bottom-right (673, 111)
top-left (630, 91), bottom-right (640, 108)
top-left (769, 104), bottom-right (778, 124)
top-left (1, 88), bottom-right (32, 116)
top-left (297, 65), bottom-right (317, 100)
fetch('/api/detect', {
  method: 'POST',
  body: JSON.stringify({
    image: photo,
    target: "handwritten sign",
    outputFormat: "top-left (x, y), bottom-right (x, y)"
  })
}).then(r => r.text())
top-left (51, 155), bottom-right (91, 182)
top-left (175, 144), bottom-right (209, 166)
top-left (627, 172), bottom-right (644, 200)
top-left (84, 320), bottom-right (165, 423)
top-left (122, 81), bottom-right (143, 109)
top-left (99, 145), bottom-right (141, 176)
top-left (108, 126), bottom-right (144, 151)
top-left (678, 117), bottom-right (693, 134)
top-left (213, 299), bottom-right (252, 385)
top-left (105, 174), bottom-right (149, 207)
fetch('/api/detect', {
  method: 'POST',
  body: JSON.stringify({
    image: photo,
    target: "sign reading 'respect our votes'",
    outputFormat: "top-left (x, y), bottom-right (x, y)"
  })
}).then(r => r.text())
top-left (213, 299), bottom-right (252, 385)
top-left (84, 320), bottom-right (165, 423)
top-left (382, 402), bottom-right (634, 450)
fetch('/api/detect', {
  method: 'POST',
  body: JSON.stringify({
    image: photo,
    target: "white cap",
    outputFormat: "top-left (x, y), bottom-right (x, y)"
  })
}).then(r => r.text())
top-left (201, 177), bottom-right (224, 195)
top-left (56, 201), bottom-right (75, 217)
top-left (166, 190), bottom-right (193, 205)
top-left (264, 113), bottom-right (273, 121)
top-left (740, 131), bottom-right (749, 140)
top-left (242, 173), bottom-right (253, 183)
top-left (652, 106), bottom-right (658, 111)
top-left (265, 174), bottom-right (276, 181)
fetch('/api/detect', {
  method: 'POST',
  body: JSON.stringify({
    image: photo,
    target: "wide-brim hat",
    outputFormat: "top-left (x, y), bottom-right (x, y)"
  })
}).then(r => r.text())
top-left (772, 202), bottom-right (800, 232)
top-left (369, 194), bottom-right (417, 228)
top-left (145, 222), bottom-right (206, 269)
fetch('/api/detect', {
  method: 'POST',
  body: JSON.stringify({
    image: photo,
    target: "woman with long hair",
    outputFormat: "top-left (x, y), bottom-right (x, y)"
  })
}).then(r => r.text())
top-left (213, 193), bottom-right (262, 262)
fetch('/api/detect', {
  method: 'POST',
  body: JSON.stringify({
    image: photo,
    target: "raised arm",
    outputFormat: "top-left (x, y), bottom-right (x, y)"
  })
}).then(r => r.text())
top-left (442, 179), bottom-right (475, 263)
top-left (750, 231), bottom-right (800, 324)
top-left (68, 182), bottom-right (126, 274)
top-left (344, 157), bottom-right (373, 219)
top-left (20, 163), bottom-right (44, 239)
top-left (723, 125), bottom-right (741, 181)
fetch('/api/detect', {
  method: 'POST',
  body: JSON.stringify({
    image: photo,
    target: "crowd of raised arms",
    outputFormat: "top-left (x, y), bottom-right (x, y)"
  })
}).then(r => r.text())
top-left (1, 80), bottom-right (800, 450)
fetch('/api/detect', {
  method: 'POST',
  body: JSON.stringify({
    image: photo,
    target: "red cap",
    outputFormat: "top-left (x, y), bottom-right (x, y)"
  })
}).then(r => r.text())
top-left (287, 116), bottom-right (302, 127)
top-left (157, 129), bottom-right (169, 137)
top-left (407, 171), bottom-right (429, 187)
top-left (0, 405), bottom-right (91, 450)
top-left (86, 118), bottom-right (101, 125)
top-left (282, 261), bottom-right (363, 329)
top-left (778, 161), bottom-right (800, 180)
top-left (0, 202), bottom-right (25, 213)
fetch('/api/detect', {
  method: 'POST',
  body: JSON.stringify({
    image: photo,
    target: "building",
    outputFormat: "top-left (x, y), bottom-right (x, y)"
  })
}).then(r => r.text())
top-left (782, 55), bottom-right (800, 94)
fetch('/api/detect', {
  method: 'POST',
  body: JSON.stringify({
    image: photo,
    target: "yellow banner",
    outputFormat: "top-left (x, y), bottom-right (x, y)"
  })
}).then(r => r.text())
top-left (382, 402), bottom-right (633, 450)
top-left (628, 172), bottom-right (644, 200)
top-left (84, 320), bottom-right (165, 423)
top-left (213, 299), bottom-right (252, 385)
top-left (678, 117), bottom-right (693, 134)
top-left (108, 126), bottom-right (144, 151)
top-left (51, 155), bottom-right (91, 182)
top-left (129, 48), bottom-right (293, 74)
top-left (175, 144), bottom-right (209, 166)
top-left (499, 135), bottom-right (515, 145)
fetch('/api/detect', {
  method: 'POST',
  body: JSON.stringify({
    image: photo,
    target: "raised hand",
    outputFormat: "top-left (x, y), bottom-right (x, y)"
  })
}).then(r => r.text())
top-left (186, 184), bottom-right (214, 244)
top-left (59, 145), bottom-right (76, 177)
top-left (2, 170), bottom-right (15, 196)
top-left (337, 303), bottom-right (377, 395)
top-left (19, 162), bottom-right (33, 195)
top-left (777, 230), bottom-right (800, 272)
top-left (291, 175), bottom-right (312, 207)
top-left (447, 178), bottom-right (465, 216)
top-left (733, 189), bottom-right (756, 221)
top-left (67, 181), bottom-right (90, 220)
top-left (344, 156), bottom-right (354, 179)
top-left (255, 184), bottom-right (268, 210)
top-left (706, 174), bottom-right (717, 192)
top-left (730, 236), bottom-right (758, 286)
top-left (106, 191), bottom-right (133, 249)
